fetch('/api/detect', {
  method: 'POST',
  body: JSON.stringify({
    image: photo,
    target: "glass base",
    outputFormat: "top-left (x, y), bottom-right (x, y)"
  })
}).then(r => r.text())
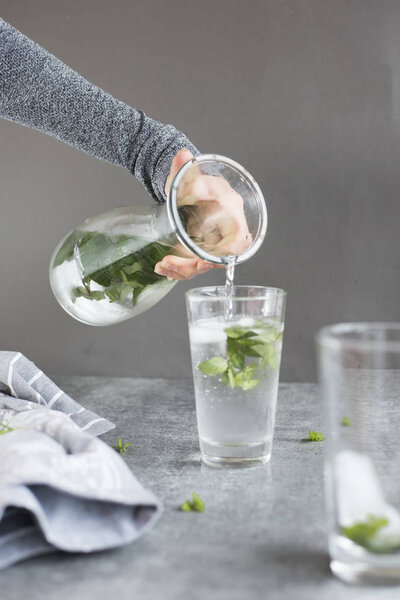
top-left (330, 536), bottom-right (400, 585)
top-left (201, 453), bottom-right (271, 468)
top-left (331, 560), bottom-right (400, 585)
top-left (200, 438), bottom-right (271, 468)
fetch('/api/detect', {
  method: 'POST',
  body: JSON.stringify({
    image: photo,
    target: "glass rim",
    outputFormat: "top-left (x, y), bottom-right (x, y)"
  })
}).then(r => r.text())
top-left (185, 285), bottom-right (287, 302)
top-left (316, 322), bottom-right (400, 352)
top-left (166, 153), bottom-right (268, 265)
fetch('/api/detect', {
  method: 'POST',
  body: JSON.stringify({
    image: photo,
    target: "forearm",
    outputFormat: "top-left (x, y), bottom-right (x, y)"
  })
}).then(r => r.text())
top-left (0, 18), bottom-right (199, 202)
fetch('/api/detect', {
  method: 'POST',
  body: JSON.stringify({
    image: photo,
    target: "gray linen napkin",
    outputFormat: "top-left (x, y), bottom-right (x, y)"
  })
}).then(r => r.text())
top-left (0, 352), bottom-right (161, 570)
top-left (0, 351), bottom-right (113, 435)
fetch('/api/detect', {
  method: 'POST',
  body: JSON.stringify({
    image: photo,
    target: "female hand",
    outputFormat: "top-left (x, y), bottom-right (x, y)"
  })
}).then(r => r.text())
top-left (154, 150), bottom-right (251, 280)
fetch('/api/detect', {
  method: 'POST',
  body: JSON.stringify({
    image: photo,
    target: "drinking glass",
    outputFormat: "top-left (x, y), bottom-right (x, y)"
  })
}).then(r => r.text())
top-left (186, 286), bottom-right (286, 467)
top-left (316, 323), bottom-right (400, 584)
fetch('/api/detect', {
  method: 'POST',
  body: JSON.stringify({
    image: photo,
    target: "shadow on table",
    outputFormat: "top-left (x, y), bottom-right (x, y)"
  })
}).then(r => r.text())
top-left (256, 544), bottom-right (331, 582)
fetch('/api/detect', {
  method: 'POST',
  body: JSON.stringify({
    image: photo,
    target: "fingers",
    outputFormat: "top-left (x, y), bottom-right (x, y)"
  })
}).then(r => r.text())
top-left (165, 154), bottom-right (252, 263)
top-left (172, 149), bottom-right (194, 175)
top-left (154, 255), bottom-right (214, 280)
top-left (213, 231), bottom-right (252, 257)
top-left (164, 149), bottom-right (194, 196)
top-left (177, 175), bottom-right (226, 207)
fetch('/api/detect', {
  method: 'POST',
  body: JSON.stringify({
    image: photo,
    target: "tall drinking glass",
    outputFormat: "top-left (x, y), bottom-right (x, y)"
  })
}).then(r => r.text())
top-left (186, 286), bottom-right (286, 467)
top-left (317, 323), bottom-right (400, 584)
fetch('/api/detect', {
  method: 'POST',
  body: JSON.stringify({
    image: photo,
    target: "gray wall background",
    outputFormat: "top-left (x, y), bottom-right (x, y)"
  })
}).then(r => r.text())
top-left (1, 0), bottom-right (399, 382)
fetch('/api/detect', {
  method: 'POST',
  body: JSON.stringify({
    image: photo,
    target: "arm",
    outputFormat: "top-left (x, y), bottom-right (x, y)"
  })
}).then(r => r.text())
top-left (0, 18), bottom-right (199, 203)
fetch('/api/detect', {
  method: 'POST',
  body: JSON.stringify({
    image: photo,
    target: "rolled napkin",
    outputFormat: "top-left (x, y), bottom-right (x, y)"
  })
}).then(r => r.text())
top-left (0, 352), bottom-right (161, 569)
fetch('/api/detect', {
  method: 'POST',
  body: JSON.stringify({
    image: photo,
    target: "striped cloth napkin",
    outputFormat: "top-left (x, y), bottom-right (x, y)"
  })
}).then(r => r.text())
top-left (0, 352), bottom-right (161, 569)
top-left (0, 351), bottom-right (113, 435)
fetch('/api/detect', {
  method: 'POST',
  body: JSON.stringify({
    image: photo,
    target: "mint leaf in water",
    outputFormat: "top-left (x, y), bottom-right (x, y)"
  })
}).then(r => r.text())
top-left (122, 263), bottom-right (141, 276)
top-left (257, 342), bottom-right (279, 371)
top-left (53, 230), bottom-right (85, 267)
top-left (180, 492), bottom-right (205, 513)
top-left (224, 327), bottom-right (256, 339)
top-left (227, 365), bottom-right (236, 389)
top-left (197, 322), bottom-right (282, 391)
top-left (341, 515), bottom-right (389, 551)
top-left (54, 230), bottom-right (175, 309)
top-left (198, 356), bottom-right (228, 376)
top-left (227, 338), bottom-right (245, 369)
top-left (308, 430), bottom-right (325, 442)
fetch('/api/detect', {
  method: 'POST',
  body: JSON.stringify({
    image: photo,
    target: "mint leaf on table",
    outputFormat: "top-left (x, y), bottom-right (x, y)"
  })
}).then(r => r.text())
top-left (341, 515), bottom-right (391, 551)
top-left (341, 416), bottom-right (351, 427)
top-left (197, 322), bottom-right (282, 391)
top-left (180, 492), bottom-right (205, 513)
top-left (113, 437), bottom-right (132, 454)
top-left (191, 492), bottom-right (205, 513)
top-left (0, 422), bottom-right (13, 435)
top-left (308, 430), bottom-right (325, 442)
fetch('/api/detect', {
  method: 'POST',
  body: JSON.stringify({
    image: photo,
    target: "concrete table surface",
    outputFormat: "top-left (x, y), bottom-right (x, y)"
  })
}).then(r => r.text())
top-left (0, 377), bottom-right (398, 600)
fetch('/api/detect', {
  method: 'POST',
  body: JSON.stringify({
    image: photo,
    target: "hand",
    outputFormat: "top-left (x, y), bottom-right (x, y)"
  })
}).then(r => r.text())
top-left (154, 150), bottom-right (251, 280)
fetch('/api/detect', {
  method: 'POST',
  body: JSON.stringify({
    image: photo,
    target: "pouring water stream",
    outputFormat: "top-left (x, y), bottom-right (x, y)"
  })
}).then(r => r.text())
top-left (224, 259), bottom-right (236, 321)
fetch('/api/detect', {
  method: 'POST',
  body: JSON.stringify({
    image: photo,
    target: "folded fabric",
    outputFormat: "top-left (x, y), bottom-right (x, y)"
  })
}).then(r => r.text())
top-left (0, 351), bottom-right (113, 435)
top-left (0, 352), bottom-right (161, 569)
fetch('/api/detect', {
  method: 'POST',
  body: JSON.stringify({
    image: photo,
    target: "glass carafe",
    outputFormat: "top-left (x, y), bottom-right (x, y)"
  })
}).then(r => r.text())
top-left (49, 154), bottom-right (267, 326)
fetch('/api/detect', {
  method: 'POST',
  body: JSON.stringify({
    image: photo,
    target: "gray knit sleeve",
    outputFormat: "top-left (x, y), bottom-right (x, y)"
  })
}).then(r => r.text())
top-left (0, 18), bottom-right (199, 203)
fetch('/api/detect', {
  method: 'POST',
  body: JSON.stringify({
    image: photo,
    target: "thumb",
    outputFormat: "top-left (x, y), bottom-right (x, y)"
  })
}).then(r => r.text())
top-left (165, 149), bottom-right (194, 195)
